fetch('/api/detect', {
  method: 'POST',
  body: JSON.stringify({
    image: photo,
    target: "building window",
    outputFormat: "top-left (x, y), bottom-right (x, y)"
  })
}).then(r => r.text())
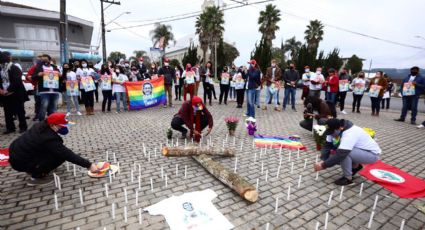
top-left (14, 24), bottom-right (59, 51)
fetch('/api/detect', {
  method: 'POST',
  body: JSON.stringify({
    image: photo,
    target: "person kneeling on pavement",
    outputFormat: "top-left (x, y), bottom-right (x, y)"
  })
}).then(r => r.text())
top-left (171, 96), bottom-right (213, 142)
top-left (313, 118), bottom-right (381, 186)
top-left (9, 112), bottom-right (100, 186)
top-left (299, 96), bottom-right (332, 131)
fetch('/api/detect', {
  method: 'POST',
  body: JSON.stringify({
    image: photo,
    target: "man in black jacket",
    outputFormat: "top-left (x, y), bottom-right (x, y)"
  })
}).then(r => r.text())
top-left (0, 51), bottom-right (28, 134)
top-left (158, 58), bottom-right (175, 108)
top-left (9, 112), bottom-right (99, 186)
top-left (282, 63), bottom-right (300, 111)
top-left (137, 57), bottom-right (148, 80)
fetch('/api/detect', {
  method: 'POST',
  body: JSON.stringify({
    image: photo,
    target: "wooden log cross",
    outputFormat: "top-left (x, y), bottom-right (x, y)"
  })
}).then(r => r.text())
top-left (162, 146), bottom-right (259, 203)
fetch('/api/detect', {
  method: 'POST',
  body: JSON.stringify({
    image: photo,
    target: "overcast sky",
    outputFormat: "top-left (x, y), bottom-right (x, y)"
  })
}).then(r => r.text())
top-left (8, 0), bottom-right (425, 68)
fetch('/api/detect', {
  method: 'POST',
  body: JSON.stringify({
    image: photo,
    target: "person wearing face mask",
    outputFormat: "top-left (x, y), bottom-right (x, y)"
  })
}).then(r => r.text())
top-left (367, 71), bottom-right (387, 117)
top-left (174, 65), bottom-right (183, 101)
top-left (218, 66), bottom-right (231, 105)
top-left (337, 68), bottom-right (352, 115)
top-left (147, 63), bottom-right (158, 80)
top-left (113, 66), bottom-right (129, 113)
top-left (158, 58), bottom-right (176, 108)
top-left (26, 55), bottom-right (43, 121)
top-left (99, 64), bottom-right (113, 112)
top-left (62, 63), bottom-right (82, 116)
top-left (171, 96), bottom-right (213, 142)
top-left (136, 57), bottom-right (148, 80)
top-left (229, 64), bottom-right (238, 101)
top-left (245, 60), bottom-right (262, 118)
top-left (263, 59), bottom-right (282, 111)
top-left (200, 61), bottom-right (215, 106)
top-left (88, 61), bottom-right (100, 103)
top-left (182, 64), bottom-right (196, 101)
top-left (299, 96), bottom-right (332, 131)
top-left (129, 65), bottom-right (141, 82)
top-left (283, 63), bottom-right (300, 111)
top-left (301, 66), bottom-right (311, 100)
top-left (8, 113), bottom-right (100, 186)
top-left (313, 118), bottom-right (381, 186)
top-left (31, 54), bottom-right (61, 121)
top-left (350, 72), bottom-right (366, 113)
top-left (0, 51), bottom-right (29, 134)
top-left (76, 60), bottom-right (96, 115)
top-left (395, 66), bottom-right (425, 125)
top-left (309, 67), bottom-right (324, 98)
top-left (324, 68), bottom-right (339, 105)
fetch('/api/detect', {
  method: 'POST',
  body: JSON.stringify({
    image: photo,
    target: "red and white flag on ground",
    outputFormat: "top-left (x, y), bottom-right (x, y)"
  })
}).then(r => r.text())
top-left (360, 160), bottom-right (425, 198)
top-left (0, 148), bottom-right (9, 166)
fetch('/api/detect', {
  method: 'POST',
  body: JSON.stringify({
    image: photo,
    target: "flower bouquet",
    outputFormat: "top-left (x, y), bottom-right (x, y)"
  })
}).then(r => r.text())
top-left (362, 127), bottom-right (376, 139)
top-left (313, 125), bottom-right (327, 151)
top-left (224, 116), bottom-right (239, 136)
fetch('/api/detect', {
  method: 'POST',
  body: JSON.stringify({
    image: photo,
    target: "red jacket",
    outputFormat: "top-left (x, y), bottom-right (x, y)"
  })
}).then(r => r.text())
top-left (26, 65), bottom-right (38, 89)
top-left (325, 75), bottom-right (339, 93)
top-left (174, 101), bottom-right (213, 132)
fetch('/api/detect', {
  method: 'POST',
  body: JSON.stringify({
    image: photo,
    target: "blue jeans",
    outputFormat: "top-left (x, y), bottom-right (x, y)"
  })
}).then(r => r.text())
top-left (246, 89), bottom-right (256, 117)
top-left (265, 86), bottom-right (278, 107)
top-left (38, 93), bottom-right (59, 121)
top-left (283, 87), bottom-right (296, 109)
top-left (255, 89), bottom-right (261, 106)
top-left (66, 95), bottom-right (80, 113)
top-left (325, 92), bottom-right (337, 104)
top-left (400, 96), bottom-right (419, 121)
top-left (115, 92), bottom-right (128, 112)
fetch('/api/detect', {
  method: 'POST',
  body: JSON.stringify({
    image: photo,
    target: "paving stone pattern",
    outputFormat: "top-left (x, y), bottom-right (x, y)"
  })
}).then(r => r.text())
top-left (1, 89), bottom-right (425, 230)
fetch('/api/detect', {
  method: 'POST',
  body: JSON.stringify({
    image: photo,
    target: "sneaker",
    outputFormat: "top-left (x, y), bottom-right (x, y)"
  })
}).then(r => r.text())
top-left (334, 177), bottom-right (353, 186)
top-left (341, 110), bottom-right (347, 115)
top-left (394, 118), bottom-right (405, 122)
top-left (66, 112), bottom-right (71, 116)
top-left (26, 175), bottom-right (54, 186)
top-left (352, 164), bottom-right (363, 176)
top-left (76, 111), bottom-right (82, 116)
top-left (417, 124), bottom-right (424, 129)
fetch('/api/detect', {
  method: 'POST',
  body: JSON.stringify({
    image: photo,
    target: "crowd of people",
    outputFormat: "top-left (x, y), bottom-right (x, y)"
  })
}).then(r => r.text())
top-left (1, 50), bottom-right (425, 136)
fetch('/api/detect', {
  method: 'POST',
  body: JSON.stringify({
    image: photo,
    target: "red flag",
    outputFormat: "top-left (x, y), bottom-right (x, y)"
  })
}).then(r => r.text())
top-left (0, 148), bottom-right (9, 166)
top-left (360, 160), bottom-right (425, 198)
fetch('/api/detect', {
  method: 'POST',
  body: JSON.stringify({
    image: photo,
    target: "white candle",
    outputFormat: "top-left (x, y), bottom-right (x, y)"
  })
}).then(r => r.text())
top-left (133, 162), bottom-right (136, 171)
top-left (288, 151), bottom-right (291, 162)
top-left (254, 152), bottom-right (257, 162)
top-left (143, 143), bottom-right (146, 156)
top-left (359, 182), bottom-right (364, 197)
top-left (276, 166), bottom-right (281, 179)
top-left (113, 152), bottom-right (116, 163)
top-left (184, 165), bottom-right (187, 179)
top-left (400, 219), bottom-right (405, 230)
top-left (339, 186), bottom-right (344, 200)
top-left (372, 195), bottom-right (379, 210)
top-left (315, 154), bottom-right (319, 163)
top-left (303, 159), bottom-right (307, 169)
top-left (138, 176), bottom-right (141, 190)
top-left (176, 164), bottom-right (179, 176)
top-left (265, 169), bottom-right (268, 182)
top-left (111, 203), bottom-right (115, 219)
top-left (79, 188), bottom-right (84, 205)
top-left (324, 212), bottom-right (329, 230)
top-left (297, 175), bottom-right (302, 188)
top-left (135, 190), bottom-right (138, 206)
top-left (66, 162), bottom-right (69, 171)
top-left (124, 188), bottom-right (128, 204)
top-left (327, 191), bottom-right (334, 206)
top-left (150, 177), bottom-right (154, 191)
top-left (315, 221), bottom-right (320, 230)
top-left (252, 139), bottom-right (255, 148)
top-left (54, 193), bottom-right (58, 210)
top-left (165, 174), bottom-right (168, 188)
top-left (287, 185), bottom-right (291, 200)
top-left (290, 162), bottom-right (294, 174)
top-left (279, 146), bottom-right (282, 156)
top-left (138, 164), bottom-right (141, 177)
top-left (233, 136), bottom-right (236, 146)
top-left (256, 178), bottom-right (259, 190)
top-left (176, 138), bottom-right (179, 147)
top-left (73, 164), bottom-right (76, 177)
top-left (138, 208), bottom-right (143, 224)
top-left (222, 140), bottom-right (225, 148)
top-left (124, 206), bottom-right (128, 223)
top-left (117, 162), bottom-right (120, 174)
top-left (131, 170), bottom-right (134, 183)
top-left (315, 171), bottom-right (319, 180)
top-left (104, 184), bottom-right (109, 198)
top-left (274, 197), bottom-right (279, 213)
top-left (148, 151), bottom-right (151, 162)
top-left (106, 150), bottom-right (109, 161)
top-left (265, 222), bottom-right (270, 230)
top-left (109, 172), bottom-right (112, 184)
top-left (233, 157), bottom-right (238, 173)
top-left (367, 211), bottom-right (375, 229)
top-left (154, 148), bottom-right (157, 158)
top-left (261, 161), bottom-right (264, 174)
top-left (53, 173), bottom-right (58, 188)
top-left (240, 141), bottom-right (243, 151)
top-left (225, 133), bottom-right (228, 143)
top-left (297, 148), bottom-right (300, 159)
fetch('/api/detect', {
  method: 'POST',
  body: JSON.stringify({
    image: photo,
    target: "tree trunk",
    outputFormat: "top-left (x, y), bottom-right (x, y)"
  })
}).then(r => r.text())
top-left (162, 146), bottom-right (235, 157)
top-left (192, 154), bottom-right (259, 203)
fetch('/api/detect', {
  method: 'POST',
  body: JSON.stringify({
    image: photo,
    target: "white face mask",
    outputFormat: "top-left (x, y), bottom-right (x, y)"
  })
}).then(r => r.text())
top-left (316, 71), bottom-right (321, 74)
top-left (82, 64), bottom-right (87, 68)
top-left (124, 64), bottom-right (129, 67)
top-left (305, 69), bottom-right (310, 73)
top-left (271, 64), bottom-right (276, 67)
top-left (139, 62), bottom-right (143, 65)
top-left (116, 70), bottom-right (120, 74)
top-left (164, 63), bottom-right (169, 67)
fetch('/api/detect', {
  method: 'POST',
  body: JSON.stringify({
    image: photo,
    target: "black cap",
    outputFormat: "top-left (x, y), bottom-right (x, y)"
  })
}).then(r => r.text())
top-left (324, 118), bottom-right (344, 135)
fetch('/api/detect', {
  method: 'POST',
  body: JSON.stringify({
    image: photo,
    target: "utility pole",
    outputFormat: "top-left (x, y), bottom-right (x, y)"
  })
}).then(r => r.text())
top-left (101, 0), bottom-right (120, 63)
top-left (59, 0), bottom-right (68, 64)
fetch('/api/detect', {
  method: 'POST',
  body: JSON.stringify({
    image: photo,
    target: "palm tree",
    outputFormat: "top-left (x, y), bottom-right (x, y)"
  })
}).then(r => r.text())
top-left (304, 20), bottom-right (324, 55)
top-left (129, 50), bottom-right (150, 64)
top-left (283, 36), bottom-right (302, 60)
top-left (195, 6), bottom-right (225, 63)
top-left (258, 4), bottom-right (281, 47)
top-left (150, 23), bottom-right (175, 54)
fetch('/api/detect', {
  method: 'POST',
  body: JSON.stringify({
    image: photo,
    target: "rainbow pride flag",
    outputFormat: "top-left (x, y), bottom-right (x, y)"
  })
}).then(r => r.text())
top-left (125, 77), bottom-right (166, 110)
top-left (254, 134), bottom-right (307, 150)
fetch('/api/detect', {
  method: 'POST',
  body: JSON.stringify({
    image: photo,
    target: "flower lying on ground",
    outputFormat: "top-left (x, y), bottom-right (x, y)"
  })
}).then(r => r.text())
top-left (313, 125), bottom-right (326, 136)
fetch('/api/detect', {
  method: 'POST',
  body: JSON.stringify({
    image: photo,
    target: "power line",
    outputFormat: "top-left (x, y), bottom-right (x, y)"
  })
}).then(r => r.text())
top-left (108, 0), bottom-right (275, 31)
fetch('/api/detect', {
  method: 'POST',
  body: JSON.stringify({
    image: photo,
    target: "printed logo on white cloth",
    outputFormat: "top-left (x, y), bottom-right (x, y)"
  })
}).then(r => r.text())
top-left (370, 169), bottom-right (405, 184)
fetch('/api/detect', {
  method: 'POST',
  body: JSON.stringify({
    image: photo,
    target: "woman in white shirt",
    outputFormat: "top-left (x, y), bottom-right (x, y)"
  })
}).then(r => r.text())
top-left (351, 72), bottom-right (366, 113)
top-left (62, 63), bottom-right (81, 116)
top-left (75, 60), bottom-right (96, 115)
top-left (112, 66), bottom-right (129, 113)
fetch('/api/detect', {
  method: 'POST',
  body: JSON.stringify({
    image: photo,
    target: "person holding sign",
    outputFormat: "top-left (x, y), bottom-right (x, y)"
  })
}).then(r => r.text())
top-left (234, 67), bottom-right (247, 108)
top-left (112, 66), bottom-right (129, 113)
top-left (76, 60), bottom-right (96, 115)
top-left (218, 66), bottom-right (231, 105)
top-left (395, 67), bottom-right (425, 124)
top-left (309, 67), bottom-right (325, 98)
top-left (32, 54), bottom-right (61, 121)
top-left (174, 65), bottom-right (183, 101)
top-left (182, 63), bottom-right (196, 101)
top-left (263, 59), bottom-right (282, 111)
top-left (158, 58), bottom-right (176, 108)
top-left (337, 68), bottom-right (351, 115)
top-left (62, 63), bottom-right (81, 116)
top-left (367, 71), bottom-right (388, 117)
top-left (351, 72), bottom-right (366, 113)
top-left (99, 64), bottom-right (113, 112)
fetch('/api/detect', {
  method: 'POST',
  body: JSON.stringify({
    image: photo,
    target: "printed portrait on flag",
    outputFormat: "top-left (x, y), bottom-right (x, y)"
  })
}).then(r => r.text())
top-left (125, 77), bottom-right (166, 110)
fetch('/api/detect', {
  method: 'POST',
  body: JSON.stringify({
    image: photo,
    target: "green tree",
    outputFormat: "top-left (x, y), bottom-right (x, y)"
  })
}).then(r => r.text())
top-left (217, 40), bottom-right (240, 69)
top-left (304, 20), bottom-right (324, 55)
top-left (258, 4), bottom-right (281, 47)
top-left (169, 59), bottom-right (181, 68)
top-left (345, 54), bottom-right (363, 74)
top-left (251, 38), bottom-right (272, 74)
top-left (129, 50), bottom-right (150, 64)
top-left (283, 36), bottom-right (302, 60)
top-left (294, 45), bottom-right (315, 73)
top-left (195, 6), bottom-right (225, 64)
top-left (107, 51), bottom-right (126, 63)
top-left (150, 23), bottom-right (175, 54)
top-left (323, 48), bottom-right (343, 71)
top-left (182, 43), bottom-right (199, 67)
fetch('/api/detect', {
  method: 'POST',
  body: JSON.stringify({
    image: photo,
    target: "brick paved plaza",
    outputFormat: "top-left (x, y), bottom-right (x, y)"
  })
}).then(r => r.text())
top-left (1, 91), bottom-right (425, 230)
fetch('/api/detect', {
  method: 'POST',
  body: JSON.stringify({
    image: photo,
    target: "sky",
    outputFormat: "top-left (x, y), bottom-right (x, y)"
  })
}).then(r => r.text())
top-left (7, 0), bottom-right (425, 68)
